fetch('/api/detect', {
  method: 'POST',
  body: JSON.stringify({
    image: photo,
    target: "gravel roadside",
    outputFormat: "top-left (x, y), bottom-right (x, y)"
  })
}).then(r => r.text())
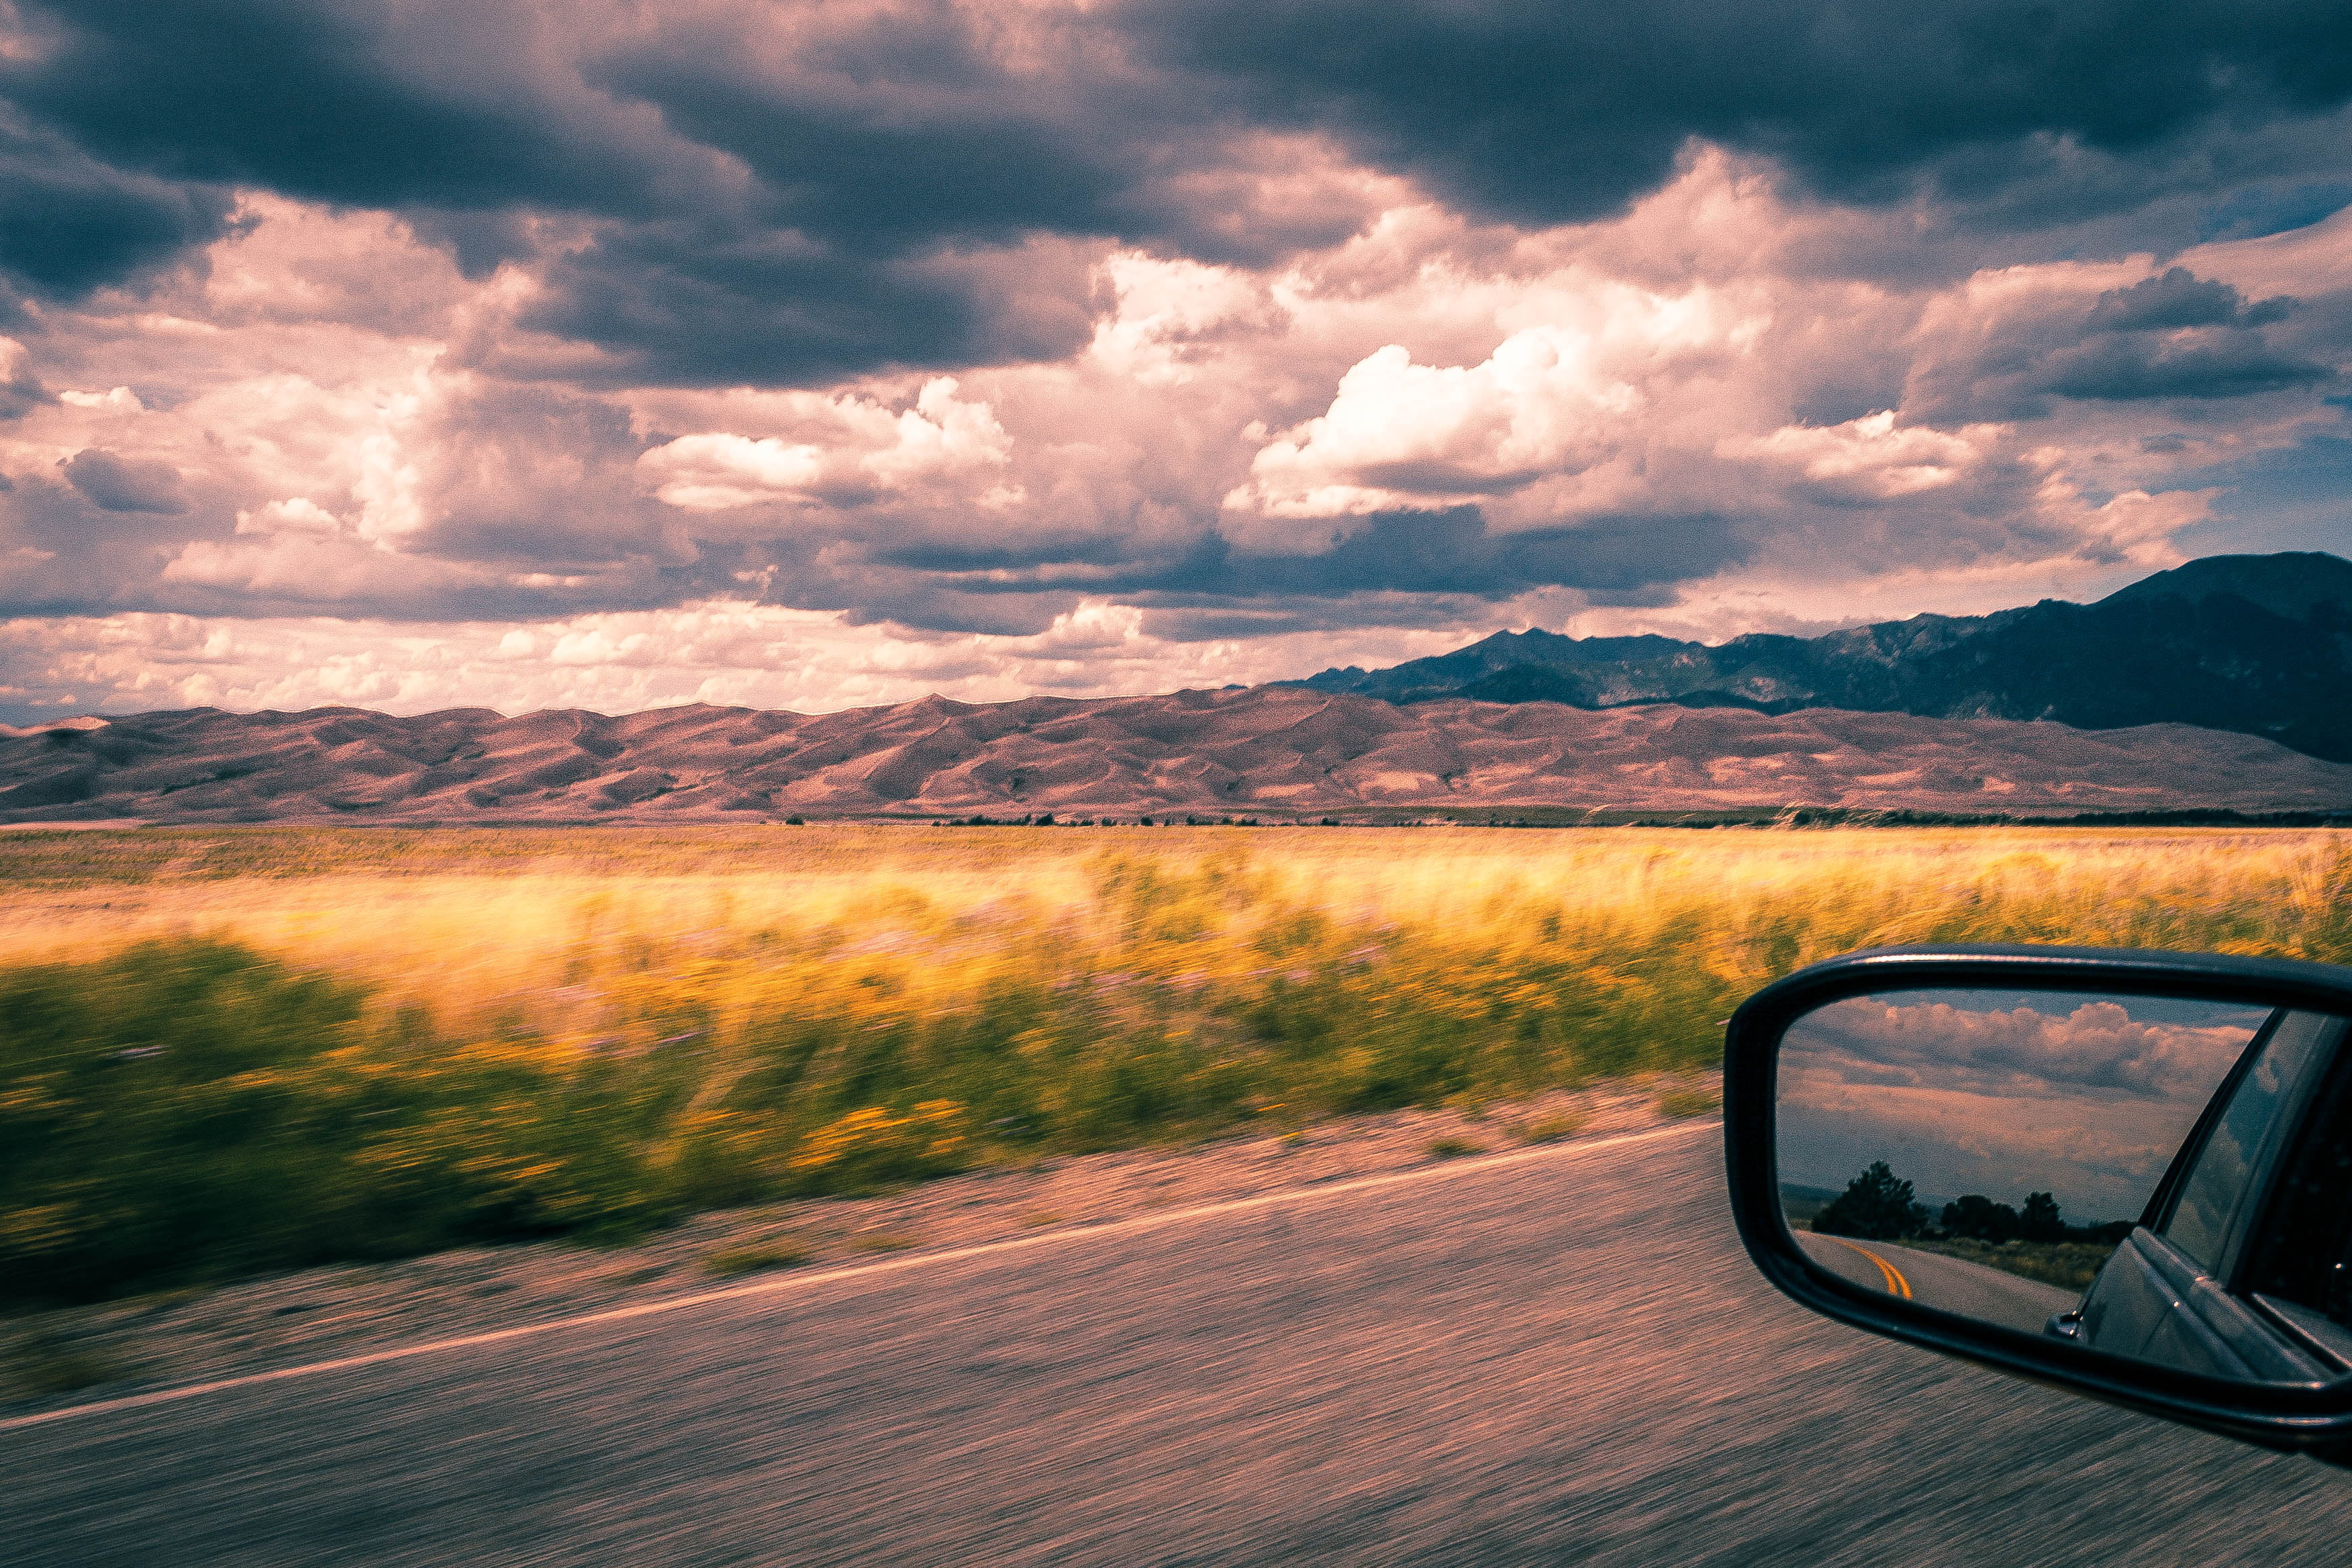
top-left (3, 1075), bottom-right (1719, 1417)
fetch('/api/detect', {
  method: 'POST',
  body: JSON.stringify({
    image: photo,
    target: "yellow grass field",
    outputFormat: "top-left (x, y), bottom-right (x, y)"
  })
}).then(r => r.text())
top-left (5, 823), bottom-right (2350, 1303)
top-left (12, 823), bottom-right (2351, 1005)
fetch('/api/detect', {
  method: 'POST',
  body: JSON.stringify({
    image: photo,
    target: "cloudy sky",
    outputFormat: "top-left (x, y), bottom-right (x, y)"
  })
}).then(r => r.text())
top-left (1777, 990), bottom-right (2270, 1222)
top-left (2, 0), bottom-right (2349, 722)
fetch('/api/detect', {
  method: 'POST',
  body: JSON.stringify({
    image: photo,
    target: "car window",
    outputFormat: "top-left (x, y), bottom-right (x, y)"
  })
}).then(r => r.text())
top-left (2241, 1016), bottom-right (2352, 1332)
top-left (2161, 1010), bottom-right (2333, 1271)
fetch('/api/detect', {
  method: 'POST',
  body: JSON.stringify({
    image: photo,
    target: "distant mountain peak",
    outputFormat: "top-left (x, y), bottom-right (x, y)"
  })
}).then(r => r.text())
top-left (2096, 551), bottom-right (2352, 622)
top-left (1285, 551), bottom-right (2352, 761)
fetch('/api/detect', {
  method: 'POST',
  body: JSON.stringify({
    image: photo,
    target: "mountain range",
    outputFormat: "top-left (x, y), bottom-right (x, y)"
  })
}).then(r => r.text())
top-left (3, 685), bottom-right (2349, 826)
top-left (3, 551), bottom-right (2350, 826)
top-left (1293, 552), bottom-right (2352, 762)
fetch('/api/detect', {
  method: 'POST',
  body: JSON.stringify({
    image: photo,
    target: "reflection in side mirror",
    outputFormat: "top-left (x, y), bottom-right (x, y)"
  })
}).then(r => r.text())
top-left (1779, 989), bottom-right (2347, 1383)
top-left (1724, 946), bottom-right (2352, 1457)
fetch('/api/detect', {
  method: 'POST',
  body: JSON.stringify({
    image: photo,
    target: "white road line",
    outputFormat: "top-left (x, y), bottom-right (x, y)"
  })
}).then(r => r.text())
top-left (0, 1119), bottom-right (1714, 1434)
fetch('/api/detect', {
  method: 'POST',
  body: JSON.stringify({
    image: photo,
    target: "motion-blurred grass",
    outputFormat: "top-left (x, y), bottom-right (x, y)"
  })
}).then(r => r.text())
top-left (5, 824), bottom-right (2350, 1305)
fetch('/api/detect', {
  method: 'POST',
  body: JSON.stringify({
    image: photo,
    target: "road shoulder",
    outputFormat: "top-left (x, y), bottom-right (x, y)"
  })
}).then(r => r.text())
top-left (6, 1075), bottom-right (1718, 1419)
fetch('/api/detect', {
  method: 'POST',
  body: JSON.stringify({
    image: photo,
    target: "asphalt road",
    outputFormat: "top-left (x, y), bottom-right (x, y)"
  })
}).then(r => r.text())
top-left (1798, 1231), bottom-right (2082, 1334)
top-left (9, 1122), bottom-right (2352, 1567)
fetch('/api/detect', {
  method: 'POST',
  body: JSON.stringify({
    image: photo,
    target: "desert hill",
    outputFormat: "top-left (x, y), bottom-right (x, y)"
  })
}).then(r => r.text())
top-left (4, 687), bottom-right (2350, 826)
top-left (1293, 552), bottom-right (2352, 762)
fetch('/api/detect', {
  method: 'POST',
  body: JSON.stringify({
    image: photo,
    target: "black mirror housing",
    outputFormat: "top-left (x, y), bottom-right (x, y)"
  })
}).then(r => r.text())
top-left (1724, 943), bottom-right (2352, 1458)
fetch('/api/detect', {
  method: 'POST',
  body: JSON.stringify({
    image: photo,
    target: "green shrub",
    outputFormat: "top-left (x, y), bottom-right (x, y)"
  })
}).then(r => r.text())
top-left (1509, 1113), bottom-right (1587, 1145)
top-left (703, 1241), bottom-right (812, 1277)
top-left (0, 938), bottom-right (679, 1304)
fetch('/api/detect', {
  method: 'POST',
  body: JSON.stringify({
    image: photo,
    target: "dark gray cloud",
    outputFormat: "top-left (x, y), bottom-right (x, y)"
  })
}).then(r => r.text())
top-left (1132, 598), bottom-right (1486, 641)
top-left (2038, 331), bottom-right (2329, 402)
top-left (2196, 179), bottom-right (2352, 243)
top-left (1134, 0), bottom-right (2352, 227)
top-left (502, 0), bottom-right (1372, 383)
top-left (2087, 266), bottom-right (2292, 332)
top-left (513, 222), bottom-right (1106, 387)
top-left (4, 0), bottom-right (2350, 382)
top-left (0, 0), bottom-right (1366, 382)
top-left (0, 113), bottom-right (235, 299)
top-left (0, 1), bottom-right (733, 327)
top-left (59, 448), bottom-right (186, 513)
top-left (1910, 265), bottom-right (2331, 418)
top-left (593, 10), bottom-right (1165, 254)
top-left (0, 338), bottom-right (40, 419)
top-left (587, 6), bottom-right (1363, 264)
top-left (1, 503), bottom-right (1735, 634)
top-left (1169, 509), bottom-right (1745, 602)
top-left (3, 1), bottom-right (700, 216)
top-left (543, 503), bottom-right (1747, 642)
top-left (870, 507), bottom-right (1745, 616)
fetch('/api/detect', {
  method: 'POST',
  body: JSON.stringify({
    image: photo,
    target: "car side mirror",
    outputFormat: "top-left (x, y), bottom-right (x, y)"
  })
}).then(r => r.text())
top-left (1724, 944), bottom-right (2352, 1458)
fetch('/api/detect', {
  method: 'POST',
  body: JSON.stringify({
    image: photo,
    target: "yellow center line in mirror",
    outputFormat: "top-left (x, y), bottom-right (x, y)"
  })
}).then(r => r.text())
top-left (1820, 1234), bottom-right (1912, 1299)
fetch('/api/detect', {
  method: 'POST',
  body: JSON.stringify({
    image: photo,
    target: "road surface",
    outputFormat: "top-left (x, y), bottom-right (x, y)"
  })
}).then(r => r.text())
top-left (1799, 1230), bottom-right (2082, 1333)
top-left (9, 1122), bottom-right (2352, 1566)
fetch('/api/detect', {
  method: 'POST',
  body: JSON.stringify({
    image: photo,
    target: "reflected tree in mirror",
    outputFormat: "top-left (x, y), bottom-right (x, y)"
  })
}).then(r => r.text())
top-left (1812, 1161), bottom-right (1926, 1240)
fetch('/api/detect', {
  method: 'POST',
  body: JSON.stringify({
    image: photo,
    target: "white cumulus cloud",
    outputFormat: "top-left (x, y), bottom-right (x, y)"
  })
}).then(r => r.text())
top-left (1718, 411), bottom-right (2000, 501)
top-left (1224, 281), bottom-right (1755, 532)
top-left (638, 377), bottom-right (1012, 511)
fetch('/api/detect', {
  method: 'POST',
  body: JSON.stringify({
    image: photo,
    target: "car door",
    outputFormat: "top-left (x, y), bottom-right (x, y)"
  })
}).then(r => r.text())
top-left (2065, 1008), bottom-right (2344, 1380)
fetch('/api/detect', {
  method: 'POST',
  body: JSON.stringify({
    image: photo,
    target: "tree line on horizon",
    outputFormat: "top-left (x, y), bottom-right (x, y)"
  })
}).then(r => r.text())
top-left (1808, 1161), bottom-right (2134, 1247)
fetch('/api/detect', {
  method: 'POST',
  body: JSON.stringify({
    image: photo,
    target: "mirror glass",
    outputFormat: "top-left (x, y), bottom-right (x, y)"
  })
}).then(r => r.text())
top-left (1777, 986), bottom-right (2352, 1385)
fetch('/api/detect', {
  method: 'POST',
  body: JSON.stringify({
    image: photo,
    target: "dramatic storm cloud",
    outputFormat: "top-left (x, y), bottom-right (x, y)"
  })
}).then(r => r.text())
top-left (1, 0), bottom-right (2349, 720)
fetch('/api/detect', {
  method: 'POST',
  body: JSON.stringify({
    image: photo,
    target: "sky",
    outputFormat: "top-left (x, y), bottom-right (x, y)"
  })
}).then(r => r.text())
top-left (1777, 991), bottom-right (2271, 1223)
top-left (1, 1), bottom-right (2349, 722)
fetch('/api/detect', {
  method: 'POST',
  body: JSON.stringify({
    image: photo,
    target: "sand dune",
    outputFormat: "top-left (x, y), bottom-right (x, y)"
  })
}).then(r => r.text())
top-left (3, 687), bottom-right (2350, 824)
